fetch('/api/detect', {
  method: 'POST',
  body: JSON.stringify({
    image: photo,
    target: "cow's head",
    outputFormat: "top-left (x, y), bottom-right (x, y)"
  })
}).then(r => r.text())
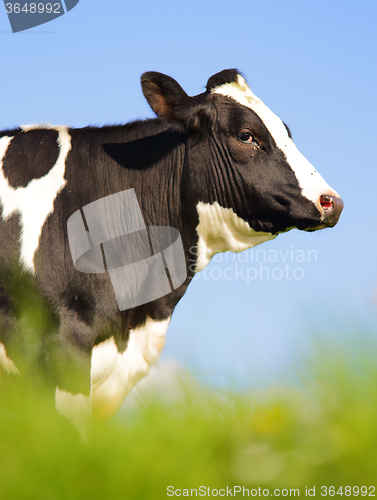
top-left (141, 69), bottom-right (343, 270)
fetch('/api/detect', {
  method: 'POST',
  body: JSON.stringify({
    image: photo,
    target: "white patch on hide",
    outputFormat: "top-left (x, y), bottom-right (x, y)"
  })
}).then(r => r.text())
top-left (91, 316), bottom-right (170, 418)
top-left (195, 201), bottom-right (276, 272)
top-left (0, 125), bottom-right (71, 272)
top-left (0, 342), bottom-right (19, 374)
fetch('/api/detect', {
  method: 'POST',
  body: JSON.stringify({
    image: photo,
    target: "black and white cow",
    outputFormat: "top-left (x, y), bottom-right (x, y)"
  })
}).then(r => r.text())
top-left (0, 69), bottom-right (343, 428)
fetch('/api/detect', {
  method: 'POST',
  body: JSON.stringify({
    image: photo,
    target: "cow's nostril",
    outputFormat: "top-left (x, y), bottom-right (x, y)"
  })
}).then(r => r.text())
top-left (319, 193), bottom-right (344, 226)
top-left (320, 194), bottom-right (333, 210)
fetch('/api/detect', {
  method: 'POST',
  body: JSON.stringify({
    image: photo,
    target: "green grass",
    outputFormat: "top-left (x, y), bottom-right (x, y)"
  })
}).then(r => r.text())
top-left (1, 331), bottom-right (377, 499)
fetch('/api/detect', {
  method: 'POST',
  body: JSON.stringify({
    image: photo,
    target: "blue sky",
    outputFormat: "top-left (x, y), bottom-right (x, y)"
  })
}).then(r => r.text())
top-left (1, 0), bottom-right (376, 388)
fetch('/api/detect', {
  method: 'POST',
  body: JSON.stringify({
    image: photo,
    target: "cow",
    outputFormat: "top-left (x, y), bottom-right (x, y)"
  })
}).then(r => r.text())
top-left (0, 69), bottom-right (343, 432)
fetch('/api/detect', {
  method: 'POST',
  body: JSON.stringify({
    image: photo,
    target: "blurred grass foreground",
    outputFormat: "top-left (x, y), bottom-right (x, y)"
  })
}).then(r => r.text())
top-left (1, 332), bottom-right (377, 500)
top-left (0, 265), bottom-right (375, 499)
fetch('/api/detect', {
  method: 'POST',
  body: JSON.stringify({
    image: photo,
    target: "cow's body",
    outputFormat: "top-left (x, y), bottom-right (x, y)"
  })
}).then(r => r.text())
top-left (0, 70), bottom-right (343, 428)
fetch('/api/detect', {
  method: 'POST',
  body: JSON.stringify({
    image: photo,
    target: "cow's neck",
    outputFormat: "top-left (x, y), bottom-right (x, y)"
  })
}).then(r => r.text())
top-left (181, 133), bottom-right (276, 274)
top-left (194, 201), bottom-right (276, 272)
top-left (71, 120), bottom-right (187, 232)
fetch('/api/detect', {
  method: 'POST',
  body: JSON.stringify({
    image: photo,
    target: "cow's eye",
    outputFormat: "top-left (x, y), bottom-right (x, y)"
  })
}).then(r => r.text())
top-left (237, 131), bottom-right (255, 145)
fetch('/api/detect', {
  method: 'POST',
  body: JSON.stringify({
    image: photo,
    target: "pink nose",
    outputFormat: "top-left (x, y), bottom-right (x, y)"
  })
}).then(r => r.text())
top-left (320, 194), bottom-right (344, 226)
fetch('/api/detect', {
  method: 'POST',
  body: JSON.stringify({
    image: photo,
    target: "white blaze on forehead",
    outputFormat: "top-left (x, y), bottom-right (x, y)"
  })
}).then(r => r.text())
top-left (211, 75), bottom-right (339, 212)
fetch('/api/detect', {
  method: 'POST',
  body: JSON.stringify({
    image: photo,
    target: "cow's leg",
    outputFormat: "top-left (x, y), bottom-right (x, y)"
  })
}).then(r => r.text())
top-left (0, 342), bottom-right (19, 374)
top-left (55, 315), bottom-right (170, 435)
top-left (47, 307), bottom-right (94, 395)
top-left (91, 316), bottom-right (171, 418)
top-left (55, 388), bottom-right (92, 441)
top-left (51, 309), bottom-right (95, 439)
top-left (0, 281), bottom-right (21, 376)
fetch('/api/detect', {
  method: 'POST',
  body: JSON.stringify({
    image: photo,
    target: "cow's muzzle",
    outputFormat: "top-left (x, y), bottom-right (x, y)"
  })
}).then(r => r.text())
top-left (319, 193), bottom-right (344, 227)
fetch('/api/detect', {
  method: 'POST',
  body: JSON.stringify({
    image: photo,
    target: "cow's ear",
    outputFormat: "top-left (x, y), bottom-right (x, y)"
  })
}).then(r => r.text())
top-left (206, 69), bottom-right (241, 92)
top-left (141, 72), bottom-right (215, 132)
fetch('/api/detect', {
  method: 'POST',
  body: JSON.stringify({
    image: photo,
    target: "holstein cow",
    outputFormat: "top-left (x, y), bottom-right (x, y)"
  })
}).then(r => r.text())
top-left (0, 69), bottom-right (343, 430)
